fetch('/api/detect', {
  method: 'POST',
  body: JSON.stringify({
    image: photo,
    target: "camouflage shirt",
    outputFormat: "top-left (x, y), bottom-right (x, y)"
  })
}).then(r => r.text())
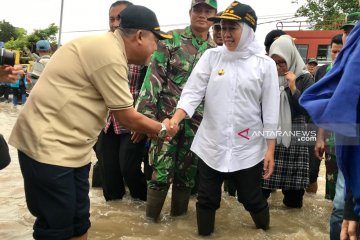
top-left (136, 26), bottom-right (216, 135)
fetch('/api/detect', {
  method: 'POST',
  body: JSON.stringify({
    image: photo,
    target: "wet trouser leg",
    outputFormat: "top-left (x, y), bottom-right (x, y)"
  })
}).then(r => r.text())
top-left (196, 159), bottom-right (223, 236)
top-left (232, 162), bottom-right (269, 230)
top-left (91, 131), bottom-right (103, 188)
top-left (231, 162), bottom-right (268, 213)
top-left (119, 133), bottom-right (147, 201)
top-left (147, 135), bottom-right (197, 220)
top-left (0, 134), bottom-right (11, 170)
top-left (307, 143), bottom-right (320, 193)
top-left (197, 160), bottom-right (269, 235)
top-left (143, 141), bottom-right (153, 181)
top-left (98, 127), bottom-right (125, 201)
top-left (330, 170), bottom-right (345, 240)
top-left (282, 189), bottom-right (305, 208)
top-left (18, 151), bottom-right (91, 239)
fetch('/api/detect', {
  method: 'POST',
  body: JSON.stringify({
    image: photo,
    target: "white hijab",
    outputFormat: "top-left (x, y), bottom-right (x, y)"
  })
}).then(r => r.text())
top-left (269, 35), bottom-right (307, 147)
top-left (221, 22), bottom-right (265, 60)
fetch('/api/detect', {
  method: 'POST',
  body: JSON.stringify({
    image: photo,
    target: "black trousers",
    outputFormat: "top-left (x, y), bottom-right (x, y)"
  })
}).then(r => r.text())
top-left (308, 144), bottom-right (321, 183)
top-left (197, 159), bottom-right (268, 213)
top-left (0, 134), bottom-right (11, 170)
top-left (18, 151), bottom-right (91, 240)
top-left (262, 188), bottom-right (305, 208)
top-left (307, 123), bottom-right (320, 184)
top-left (98, 126), bottom-right (147, 201)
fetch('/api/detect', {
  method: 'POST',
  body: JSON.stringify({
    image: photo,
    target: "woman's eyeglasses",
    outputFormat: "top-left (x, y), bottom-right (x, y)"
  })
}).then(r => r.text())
top-left (274, 60), bottom-right (287, 67)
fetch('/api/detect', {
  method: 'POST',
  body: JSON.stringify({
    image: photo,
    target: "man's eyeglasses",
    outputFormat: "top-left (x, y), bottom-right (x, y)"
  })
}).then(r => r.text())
top-left (274, 60), bottom-right (287, 67)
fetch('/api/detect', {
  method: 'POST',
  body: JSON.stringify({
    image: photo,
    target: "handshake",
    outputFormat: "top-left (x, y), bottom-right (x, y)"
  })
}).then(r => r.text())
top-left (158, 118), bottom-right (180, 141)
top-left (131, 109), bottom-right (186, 143)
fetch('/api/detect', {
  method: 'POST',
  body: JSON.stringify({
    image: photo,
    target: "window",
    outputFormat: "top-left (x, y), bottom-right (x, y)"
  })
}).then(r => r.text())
top-left (317, 44), bottom-right (330, 61)
top-left (295, 44), bottom-right (308, 63)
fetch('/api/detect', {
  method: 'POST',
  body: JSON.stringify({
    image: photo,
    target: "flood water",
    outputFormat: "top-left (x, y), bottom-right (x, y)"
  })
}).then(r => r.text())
top-left (0, 102), bottom-right (332, 240)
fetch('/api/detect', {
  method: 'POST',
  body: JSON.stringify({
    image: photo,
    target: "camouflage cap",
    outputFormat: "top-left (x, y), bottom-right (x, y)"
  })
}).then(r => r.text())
top-left (341, 12), bottom-right (360, 29)
top-left (191, 0), bottom-right (217, 10)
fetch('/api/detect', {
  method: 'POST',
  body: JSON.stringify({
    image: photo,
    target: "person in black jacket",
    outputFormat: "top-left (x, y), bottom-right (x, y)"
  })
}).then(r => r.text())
top-left (314, 34), bottom-right (343, 82)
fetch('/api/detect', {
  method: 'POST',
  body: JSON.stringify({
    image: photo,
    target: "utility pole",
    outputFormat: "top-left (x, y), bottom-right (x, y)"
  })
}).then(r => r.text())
top-left (58, 0), bottom-right (64, 49)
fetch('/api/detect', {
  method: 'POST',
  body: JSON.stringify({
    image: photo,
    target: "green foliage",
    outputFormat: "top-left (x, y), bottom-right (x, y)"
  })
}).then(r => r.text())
top-left (296, 0), bottom-right (360, 30)
top-left (1, 21), bottom-right (58, 56)
top-left (26, 23), bottom-right (59, 52)
top-left (0, 20), bottom-right (19, 42)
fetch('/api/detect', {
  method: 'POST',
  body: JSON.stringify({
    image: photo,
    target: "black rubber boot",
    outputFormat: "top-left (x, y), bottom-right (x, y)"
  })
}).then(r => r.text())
top-left (146, 188), bottom-right (168, 222)
top-left (170, 186), bottom-right (191, 216)
top-left (196, 206), bottom-right (215, 236)
top-left (250, 206), bottom-right (270, 230)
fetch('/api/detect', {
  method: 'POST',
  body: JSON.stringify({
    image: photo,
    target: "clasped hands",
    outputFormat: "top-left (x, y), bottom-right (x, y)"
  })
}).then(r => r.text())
top-left (131, 118), bottom-right (180, 143)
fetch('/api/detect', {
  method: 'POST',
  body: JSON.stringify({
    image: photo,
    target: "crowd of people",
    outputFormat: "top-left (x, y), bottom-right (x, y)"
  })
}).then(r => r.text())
top-left (0, 38), bottom-right (52, 105)
top-left (0, 0), bottom-right (359, 239)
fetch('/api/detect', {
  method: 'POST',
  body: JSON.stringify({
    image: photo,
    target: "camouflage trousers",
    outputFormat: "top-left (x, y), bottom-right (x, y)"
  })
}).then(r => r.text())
top-left (147, 134), bottom-right (198, 191)
top-left (325, 152), bottom-right (338, 201)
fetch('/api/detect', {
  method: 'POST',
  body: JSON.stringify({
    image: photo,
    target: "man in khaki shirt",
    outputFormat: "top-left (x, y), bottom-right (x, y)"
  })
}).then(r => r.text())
top-left (9, 5), bottom-right (175, 240)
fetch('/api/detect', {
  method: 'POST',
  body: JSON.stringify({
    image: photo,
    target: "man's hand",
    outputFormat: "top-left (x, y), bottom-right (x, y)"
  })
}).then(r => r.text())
top-left (315, 128), bottom-right (325, 160)
top-left (340, 219), bottom-right (359, 240)
top-left (314, 139), bottom-right (325, 160)
top-left (0, 65), bottom-right (24, 83)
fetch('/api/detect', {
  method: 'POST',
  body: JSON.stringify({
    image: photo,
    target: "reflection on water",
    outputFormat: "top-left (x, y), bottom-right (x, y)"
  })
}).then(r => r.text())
top-left (0, 102), bottom-right (332, 239)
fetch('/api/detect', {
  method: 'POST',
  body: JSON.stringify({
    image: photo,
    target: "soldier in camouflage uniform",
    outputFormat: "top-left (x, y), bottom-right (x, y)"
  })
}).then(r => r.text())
top-left (136, 0), bottom-right (217, 221)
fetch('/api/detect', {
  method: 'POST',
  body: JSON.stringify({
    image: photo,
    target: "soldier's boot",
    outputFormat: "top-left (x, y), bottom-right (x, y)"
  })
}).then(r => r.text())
top-left (145, 188), bottom-right (167, 222)
top-left (196, 206), bottom-right (215, 236)
top-left (170, 186), bottom-right (191, 216)
top-left (250, 206), bottom-right (270, 230)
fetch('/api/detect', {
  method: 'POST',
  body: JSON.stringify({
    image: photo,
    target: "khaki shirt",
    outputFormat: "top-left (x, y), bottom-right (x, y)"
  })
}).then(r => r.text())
top-left (9, 30), bottom-right (133, 167)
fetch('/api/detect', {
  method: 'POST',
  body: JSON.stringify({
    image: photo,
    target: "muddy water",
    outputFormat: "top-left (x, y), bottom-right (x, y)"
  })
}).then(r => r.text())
top-left (0, 102), bottom-right (332, 240)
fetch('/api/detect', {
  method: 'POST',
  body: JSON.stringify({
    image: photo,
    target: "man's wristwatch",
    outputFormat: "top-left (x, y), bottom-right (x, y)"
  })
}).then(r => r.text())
top-left (157, 122), bottom-right (167, 138)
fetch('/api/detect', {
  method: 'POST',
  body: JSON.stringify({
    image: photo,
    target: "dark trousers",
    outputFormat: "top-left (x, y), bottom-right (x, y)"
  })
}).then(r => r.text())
top-left (18, 151), bottom-right (91, 240)
top-left (307, 123), bottom-right (320, 184)
top-left (262, 188), bottom-right (305, 208)
top-left (98, 126), bottom-right (147, 201)
top-left (308, 144), bottom-right (321, 183)
top-left (0, 134), bottom-right (11, 170)
top-left (197, 159), bottom-right (268, 213)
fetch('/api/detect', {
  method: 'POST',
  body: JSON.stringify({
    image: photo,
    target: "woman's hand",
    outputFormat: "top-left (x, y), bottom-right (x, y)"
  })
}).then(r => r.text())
top-left (263, 139), bottom-right (275, 180)
top-left (284, 71), bottom-right (297, 95)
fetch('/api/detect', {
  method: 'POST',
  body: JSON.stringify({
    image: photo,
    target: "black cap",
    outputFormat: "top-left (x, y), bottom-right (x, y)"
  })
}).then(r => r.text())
top-left (307, 58), bottom-right (318, 65)
top-left (119, 5), bottom-right (172, 40)
top-left (208, 1), bottom-right (257, 31)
